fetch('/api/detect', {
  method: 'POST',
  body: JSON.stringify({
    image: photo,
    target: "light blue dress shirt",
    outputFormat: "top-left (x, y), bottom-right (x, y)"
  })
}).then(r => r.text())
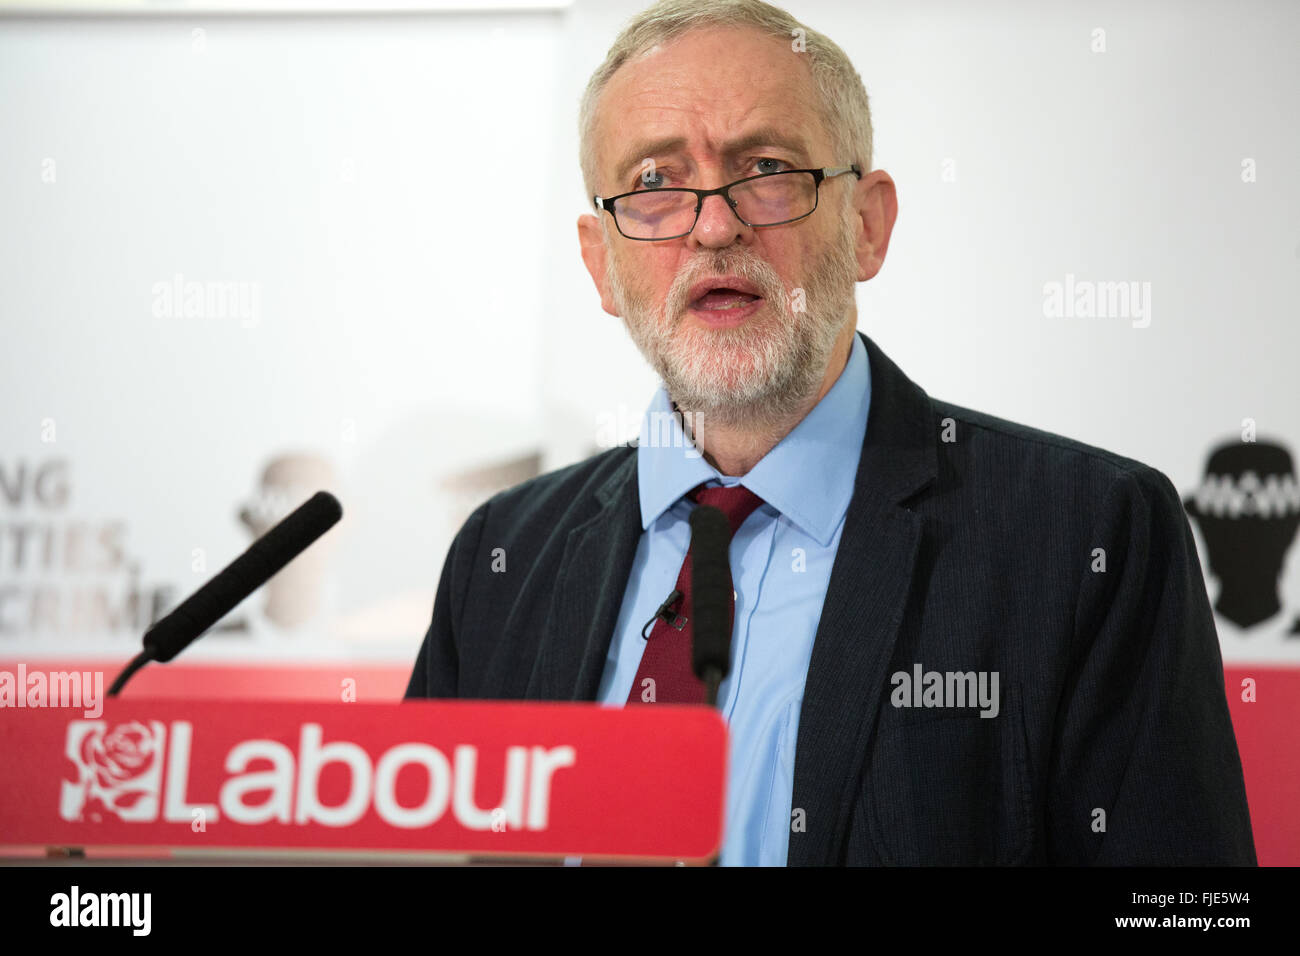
top-left (594, 332), bottom-right (872, 866)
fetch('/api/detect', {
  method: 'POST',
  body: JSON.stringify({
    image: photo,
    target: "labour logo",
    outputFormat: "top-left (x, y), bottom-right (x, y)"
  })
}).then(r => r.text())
top-left (58, 721), bottom-right (166, 823)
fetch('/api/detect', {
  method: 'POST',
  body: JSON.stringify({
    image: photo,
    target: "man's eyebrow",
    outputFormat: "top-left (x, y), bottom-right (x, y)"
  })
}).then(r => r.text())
top-left (611, 127), bottom-right (812, 187)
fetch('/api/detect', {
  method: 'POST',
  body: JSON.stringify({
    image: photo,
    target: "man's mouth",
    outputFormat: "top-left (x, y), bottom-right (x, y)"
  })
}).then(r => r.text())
top-left (682, 275), bottom-right (767, 326)
top-left (692, 288), bottom-right (763, 311)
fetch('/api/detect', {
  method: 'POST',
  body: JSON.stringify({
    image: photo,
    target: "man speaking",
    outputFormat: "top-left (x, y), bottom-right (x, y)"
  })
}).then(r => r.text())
top-left (406, 0), bottom-right (1255, 866)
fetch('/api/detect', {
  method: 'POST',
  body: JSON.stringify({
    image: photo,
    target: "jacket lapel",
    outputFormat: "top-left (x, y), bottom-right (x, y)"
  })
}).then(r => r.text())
top-left (786, 332), bottom-right (937, 865)
top-left (527, 448), bottom-right (643, 701)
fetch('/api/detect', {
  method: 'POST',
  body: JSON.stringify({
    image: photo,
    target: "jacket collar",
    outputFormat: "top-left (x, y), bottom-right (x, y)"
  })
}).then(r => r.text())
top-left (636, 331), bottom-right (872, 547)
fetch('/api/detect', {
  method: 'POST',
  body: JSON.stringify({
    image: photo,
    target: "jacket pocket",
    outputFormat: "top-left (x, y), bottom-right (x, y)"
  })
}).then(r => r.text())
top-left (867, 692), bottom-right (1033, 865)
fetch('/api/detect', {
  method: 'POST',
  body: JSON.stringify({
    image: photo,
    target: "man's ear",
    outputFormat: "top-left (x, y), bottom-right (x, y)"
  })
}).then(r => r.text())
top-left (851, 169), bottom-right (898, 282)
top-left (578, 213), bottom-right (620, 317)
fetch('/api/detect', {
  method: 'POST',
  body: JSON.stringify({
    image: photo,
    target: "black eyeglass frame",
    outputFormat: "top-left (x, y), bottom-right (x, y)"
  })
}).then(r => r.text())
top-left (593, 164), bottom-right (862, 241)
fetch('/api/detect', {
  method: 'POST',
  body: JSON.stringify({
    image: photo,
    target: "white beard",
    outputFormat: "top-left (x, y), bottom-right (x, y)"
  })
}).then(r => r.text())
top-left (606, 202), bottom-right (860, 430)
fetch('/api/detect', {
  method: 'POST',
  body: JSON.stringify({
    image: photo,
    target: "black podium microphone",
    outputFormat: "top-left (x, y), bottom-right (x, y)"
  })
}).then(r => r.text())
top-left (689, 504), bottom-right (733, 709)
top-left (108, 490), bottom-right (343, 696)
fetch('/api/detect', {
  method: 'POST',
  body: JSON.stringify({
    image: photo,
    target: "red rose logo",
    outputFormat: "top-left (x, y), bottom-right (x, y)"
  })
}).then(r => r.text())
top-left (75, 722), bottom-right (161, 816)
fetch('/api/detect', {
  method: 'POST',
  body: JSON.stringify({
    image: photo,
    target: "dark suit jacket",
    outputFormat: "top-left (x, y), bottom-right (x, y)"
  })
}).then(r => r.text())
top-left (406, 331), bottom-right (1256, 865)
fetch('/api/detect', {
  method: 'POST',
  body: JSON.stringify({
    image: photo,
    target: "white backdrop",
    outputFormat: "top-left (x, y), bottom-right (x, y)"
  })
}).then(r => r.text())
top-left (1, 0), bottom-right (1297, 669)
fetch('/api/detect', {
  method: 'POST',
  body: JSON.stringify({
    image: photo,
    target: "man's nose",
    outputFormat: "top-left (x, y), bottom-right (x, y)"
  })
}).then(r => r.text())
top-left (687, 191), bottom-right (752, 249)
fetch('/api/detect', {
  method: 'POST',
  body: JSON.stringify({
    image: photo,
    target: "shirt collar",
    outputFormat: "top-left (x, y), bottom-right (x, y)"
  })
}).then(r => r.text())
top-left (636, 332), bottom-right (871, 546)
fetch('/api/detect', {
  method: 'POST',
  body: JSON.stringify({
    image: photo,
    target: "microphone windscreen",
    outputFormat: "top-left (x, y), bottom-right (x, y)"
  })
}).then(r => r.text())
top-left (689, 504), bottom-right (733, 677)
top-left (143, 491), bottom-right (343, 662)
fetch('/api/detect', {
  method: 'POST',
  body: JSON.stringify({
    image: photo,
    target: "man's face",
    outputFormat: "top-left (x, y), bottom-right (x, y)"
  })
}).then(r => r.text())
top-left (580, 25), bottom-right (869, 428)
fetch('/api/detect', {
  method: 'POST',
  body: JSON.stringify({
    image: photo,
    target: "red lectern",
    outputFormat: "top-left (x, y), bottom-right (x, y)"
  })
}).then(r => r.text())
top-left (0, 699), bottom-right (728, 865)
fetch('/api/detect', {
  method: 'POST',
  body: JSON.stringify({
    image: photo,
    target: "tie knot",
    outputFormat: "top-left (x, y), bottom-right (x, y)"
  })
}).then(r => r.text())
top-left (688, 482), bottom-right (766, 534)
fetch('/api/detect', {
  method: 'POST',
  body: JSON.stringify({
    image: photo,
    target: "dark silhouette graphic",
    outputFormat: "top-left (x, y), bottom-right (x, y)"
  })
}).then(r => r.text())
top-left (1184, 441), bottom-right (1300, 630)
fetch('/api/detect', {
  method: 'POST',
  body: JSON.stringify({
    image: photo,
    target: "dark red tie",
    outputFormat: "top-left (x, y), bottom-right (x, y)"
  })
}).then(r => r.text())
top-left (627, 482), bottom-right (766, 705)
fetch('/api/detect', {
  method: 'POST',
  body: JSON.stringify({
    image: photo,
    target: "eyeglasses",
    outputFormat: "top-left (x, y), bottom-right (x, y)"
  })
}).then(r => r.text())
top-left (594, 165), bottom-right (862, 241)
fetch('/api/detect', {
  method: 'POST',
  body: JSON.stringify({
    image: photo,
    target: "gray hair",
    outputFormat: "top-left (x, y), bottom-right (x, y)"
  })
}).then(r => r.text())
top-left (578, 0), bottom-right (873, 204)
